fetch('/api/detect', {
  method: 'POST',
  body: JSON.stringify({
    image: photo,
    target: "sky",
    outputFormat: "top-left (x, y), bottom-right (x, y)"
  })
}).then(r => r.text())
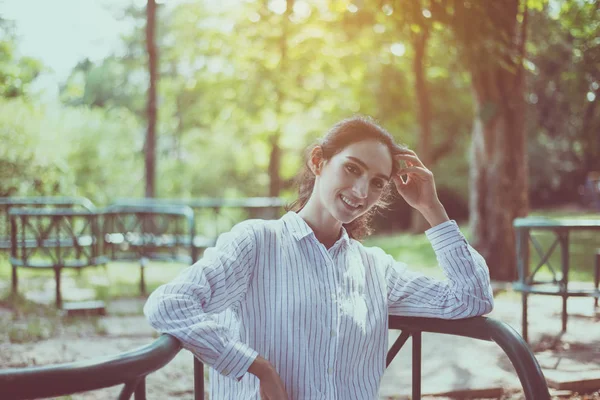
top-left (1, 0), bottom-right (148, 99)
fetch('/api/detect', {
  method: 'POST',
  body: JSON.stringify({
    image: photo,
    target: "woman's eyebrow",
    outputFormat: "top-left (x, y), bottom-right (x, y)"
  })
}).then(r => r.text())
top-left (347, 156), bottom-right (391, 180)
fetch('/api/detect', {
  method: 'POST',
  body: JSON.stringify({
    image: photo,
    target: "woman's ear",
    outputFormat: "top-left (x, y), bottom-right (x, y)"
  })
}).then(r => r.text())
top-left (309, 146), bottom-right (324, 176)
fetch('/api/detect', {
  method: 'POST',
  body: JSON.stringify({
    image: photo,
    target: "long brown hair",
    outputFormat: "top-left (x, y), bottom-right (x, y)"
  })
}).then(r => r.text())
top-left (286, 116), bottom-right (406, 240)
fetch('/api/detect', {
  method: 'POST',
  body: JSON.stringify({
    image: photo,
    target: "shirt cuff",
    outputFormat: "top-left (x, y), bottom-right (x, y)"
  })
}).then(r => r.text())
top-left (425, 220), bottom-right (467, 253)
top-left (212, 340), bottom-right (259, 381)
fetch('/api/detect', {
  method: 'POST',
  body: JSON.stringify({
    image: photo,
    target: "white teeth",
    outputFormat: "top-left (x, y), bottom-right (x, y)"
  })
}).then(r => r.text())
top-left (341, 195), bottom-right (361, 208)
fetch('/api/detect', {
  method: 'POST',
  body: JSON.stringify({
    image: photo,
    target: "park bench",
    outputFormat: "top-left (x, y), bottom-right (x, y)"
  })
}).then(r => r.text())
top-left (9, 204), bottom-right (198, 307)
top-left (0, 196), bottom-right (96, 252)
top-left (513, 217), bottom-right (600, 343)
top-left (7, 199), bottom-right (281, 305)
top-left (0, 316), bottom-right (551, 399)
top-left (9, 207), bottom-right (108, 310)
top-left (102, 204), bottom-right (197, 295)
top-left (111, 197), bottom-right (286, 251)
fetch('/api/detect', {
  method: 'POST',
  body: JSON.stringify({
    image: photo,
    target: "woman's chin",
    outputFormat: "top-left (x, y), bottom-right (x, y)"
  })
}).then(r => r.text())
top-left (333, 203), bottom-right (364, 224)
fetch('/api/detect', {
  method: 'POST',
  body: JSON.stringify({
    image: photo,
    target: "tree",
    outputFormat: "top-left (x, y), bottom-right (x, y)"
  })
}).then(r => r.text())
top-left (145, 0), bottom-right (158, 198)
top-left (337, 2), bottom-right (474, 232)
top-left (446, 0), bottom-right (532, 281)
top-left (371, 0), bottom-right (534, 280)
top-left (55, 0), bottom-right (475, 207)
top-left (407, 6), bottom-right (434, 233)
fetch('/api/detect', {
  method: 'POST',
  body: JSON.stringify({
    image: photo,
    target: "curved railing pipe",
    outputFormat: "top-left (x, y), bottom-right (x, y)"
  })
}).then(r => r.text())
top-left (0, 335), bottom-right (181, 400)
top-left (388, 316), bottom-right (550, 400)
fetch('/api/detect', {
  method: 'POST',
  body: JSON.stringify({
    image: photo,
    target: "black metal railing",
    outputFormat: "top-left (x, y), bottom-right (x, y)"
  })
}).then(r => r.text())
top-left (386, 316), bottom-right (551, 399)
top-left (0, 317), bottom-right (551, 399)
top-left (0, 334), bottom-right (181, 400)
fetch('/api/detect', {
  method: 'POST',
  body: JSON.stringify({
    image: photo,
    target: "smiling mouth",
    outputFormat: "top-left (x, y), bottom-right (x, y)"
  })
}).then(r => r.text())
top-left (340, 194), bottom-right (363, 209)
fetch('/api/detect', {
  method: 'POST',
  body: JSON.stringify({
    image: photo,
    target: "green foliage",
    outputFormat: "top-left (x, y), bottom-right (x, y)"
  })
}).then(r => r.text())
top-left (50, 1), bottom-right (482, 202)
top-left (0, 98), bottom-right (74, 196)
top-left (525, 1), bottom-right (600, 205)
top-left (60, 58), bottom-right (145, 112)
top-left (0, 18), bottom-right (44, 98)
top-left (3, 0), bottom-right (597, 209)
top-left (0, 97), bottom-right (143, 203)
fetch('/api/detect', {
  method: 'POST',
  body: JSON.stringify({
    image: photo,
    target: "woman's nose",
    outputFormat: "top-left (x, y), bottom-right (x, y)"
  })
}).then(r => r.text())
top-left (352, 177), bottom-right (369, 199)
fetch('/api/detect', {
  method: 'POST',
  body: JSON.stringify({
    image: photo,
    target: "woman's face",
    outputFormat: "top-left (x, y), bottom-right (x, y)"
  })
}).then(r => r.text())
top-left (316, 139), bottom-right (393, 224)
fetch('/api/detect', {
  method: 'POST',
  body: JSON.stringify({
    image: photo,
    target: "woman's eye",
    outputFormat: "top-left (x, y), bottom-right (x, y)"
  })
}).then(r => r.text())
top-left (346, 164), bottom-right (360, 174)
top-left (372, 180), bottom-right (385, 190)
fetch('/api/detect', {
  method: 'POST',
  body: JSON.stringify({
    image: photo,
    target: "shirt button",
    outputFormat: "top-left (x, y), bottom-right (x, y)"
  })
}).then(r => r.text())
top-left (330, 330), bottom-right (336, 337)
top-left (327, 367), bottom-right (333, 375)
top-left (222, 369), bottom-right (230, 375)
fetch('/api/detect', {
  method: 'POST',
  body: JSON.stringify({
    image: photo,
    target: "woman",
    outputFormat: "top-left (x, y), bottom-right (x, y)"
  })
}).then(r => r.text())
top-left (144, 116), bottom-right (494, 400)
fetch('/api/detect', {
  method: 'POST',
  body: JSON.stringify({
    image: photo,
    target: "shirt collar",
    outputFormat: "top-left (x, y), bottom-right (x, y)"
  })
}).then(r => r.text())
top-left (282, 211), bottom-right (351, 247)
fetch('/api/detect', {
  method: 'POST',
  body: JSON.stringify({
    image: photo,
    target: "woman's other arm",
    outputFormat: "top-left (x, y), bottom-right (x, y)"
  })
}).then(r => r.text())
top-left (144, 222), bottom-right (259, 380)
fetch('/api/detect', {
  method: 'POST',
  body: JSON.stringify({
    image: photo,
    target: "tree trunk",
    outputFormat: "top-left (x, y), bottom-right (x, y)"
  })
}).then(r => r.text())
top-left (267, 0), bottom-right (294, 197)
top-left (145, 0), bottom-right (157, 198)
top-left (468, 2), bottom-right (529, 281)
top-left (410, 25), bottom-right (432, 233)
top-left (268, 138), bottom-right (281, 197)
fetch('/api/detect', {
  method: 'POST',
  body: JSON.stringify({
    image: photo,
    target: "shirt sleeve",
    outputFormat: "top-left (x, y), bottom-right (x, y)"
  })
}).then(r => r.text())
top-left (384, 220), bottom-right (494, 319)
top-left (143, 221), bottom-right (259, 380)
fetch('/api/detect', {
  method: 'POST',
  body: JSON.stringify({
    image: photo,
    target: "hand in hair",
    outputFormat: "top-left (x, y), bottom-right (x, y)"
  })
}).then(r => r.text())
top-left (392, 149), bottom-right (449, 227)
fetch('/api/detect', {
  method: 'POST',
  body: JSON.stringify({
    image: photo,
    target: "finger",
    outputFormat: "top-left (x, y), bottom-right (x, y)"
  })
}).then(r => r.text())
top-left (397, 166), bottom-right (431, 178)
top-left (394, 175), bottom-right (414, 192)
top-left (393, 170), bottom-right (415, 186)
top-left (395, 148), bottom-right (421, 161)
top-left (394, 173), bottom-right (407, 185)
top-left (394, 153), bottom-right (425, 168)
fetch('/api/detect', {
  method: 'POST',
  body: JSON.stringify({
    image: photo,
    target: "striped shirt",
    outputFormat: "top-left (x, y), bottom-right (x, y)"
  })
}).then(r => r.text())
top-left (144, 211), bottom-right (493, 399)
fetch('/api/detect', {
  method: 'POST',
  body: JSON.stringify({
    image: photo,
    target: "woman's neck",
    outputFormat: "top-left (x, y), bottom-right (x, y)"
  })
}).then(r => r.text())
top-left (297, 199), bottom-right (342, 249)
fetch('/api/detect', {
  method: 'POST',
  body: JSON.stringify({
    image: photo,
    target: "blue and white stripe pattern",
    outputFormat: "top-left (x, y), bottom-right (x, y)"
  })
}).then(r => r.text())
top-left (144, 211), bottom-right (493, 399)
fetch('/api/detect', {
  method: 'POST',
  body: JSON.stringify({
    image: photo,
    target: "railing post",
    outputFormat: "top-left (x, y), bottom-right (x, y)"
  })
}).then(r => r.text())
top-left (54, 266), bottom-right (62, 309)
top-left (522, 292), bottom-right (528, 343)
top-left (559, 230), bottom-right (569, 332)
top-left (134, 377), bottom-right (146, 400)
top-left (412, 332), bottom-right (421, 399)
top-left (386, 331), bottom-right (411, 368)
top-left (140, 257), bottom-right (147, 296)
top-left (517, 227), bottom-right (529, 343)
top-left (194, 357), bottom-right (204, 400)
top-left (118, 378), bottom-right (140, 400)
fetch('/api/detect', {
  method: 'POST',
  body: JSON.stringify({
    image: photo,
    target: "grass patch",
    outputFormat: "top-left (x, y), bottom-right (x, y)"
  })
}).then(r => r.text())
top-left (7, 318), bottom-right (58, 343)
top-left (365, 210), bottom-right (600, 282)
top-left (0, 290), bottom-right (61, 343)
top-left (0, 257), bottom-right (188, 305)
top-left (0, 287), bottom-right (117, 344)
top-left (364, 232), bottom-right (445, 279)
